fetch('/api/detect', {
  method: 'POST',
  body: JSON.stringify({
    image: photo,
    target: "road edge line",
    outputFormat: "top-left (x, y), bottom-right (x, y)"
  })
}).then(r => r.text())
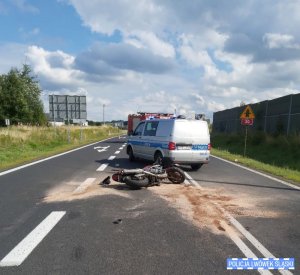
top-left (211, 155), bottom-right (300, 191)
top-left (0, 136), bottom-right (119, 177)
top-left (185, 172), bottom-right (292, 275)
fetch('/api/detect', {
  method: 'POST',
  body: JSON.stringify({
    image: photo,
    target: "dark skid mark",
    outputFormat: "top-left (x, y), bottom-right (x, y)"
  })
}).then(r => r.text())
top-left (113, 219), bottom-right (122, 224)
top-left (71, 245), bottom-right (85, 261)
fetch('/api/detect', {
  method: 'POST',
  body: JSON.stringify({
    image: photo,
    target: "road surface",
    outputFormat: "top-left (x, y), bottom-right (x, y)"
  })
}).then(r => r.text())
top-left (0, 136), bottom-right (299, 274)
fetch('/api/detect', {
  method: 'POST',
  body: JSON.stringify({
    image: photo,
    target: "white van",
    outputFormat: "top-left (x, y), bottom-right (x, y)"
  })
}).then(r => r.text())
top-left (126, 118), bottom-right (210, 170)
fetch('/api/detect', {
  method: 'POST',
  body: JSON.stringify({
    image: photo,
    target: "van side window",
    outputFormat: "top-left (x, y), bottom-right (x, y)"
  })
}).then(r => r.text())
top-left (133, 122), bottom-right (145, 136)
top-left (144, 121), bottom-right (159, 136)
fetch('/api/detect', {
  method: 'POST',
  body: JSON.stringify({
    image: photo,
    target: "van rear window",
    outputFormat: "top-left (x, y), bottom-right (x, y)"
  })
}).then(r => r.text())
top-left (173, 121), bottom-right (208, 137)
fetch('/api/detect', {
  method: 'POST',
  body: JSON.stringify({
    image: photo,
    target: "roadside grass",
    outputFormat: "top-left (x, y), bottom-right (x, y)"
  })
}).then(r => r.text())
top-left (211, 133), bottom-right (300, 184)
top-left (0, 125), bottom-right (124, 171)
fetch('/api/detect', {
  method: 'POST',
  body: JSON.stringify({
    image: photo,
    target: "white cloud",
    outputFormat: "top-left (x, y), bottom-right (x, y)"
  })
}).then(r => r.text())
top-left (125, 31), bottom-right (175, 58)
top-left (180, 46), bottom-right (212, 68)
top-left (191, 94), bottom-right (225, 112)
top-left (3, 1), bottom-right (300, 122)
top-left (263, 33), bottom-right (300, 49)
top-left (66, 0), bottom-right (165, 35)
top-left (26, 46), bottom-right (83, 88)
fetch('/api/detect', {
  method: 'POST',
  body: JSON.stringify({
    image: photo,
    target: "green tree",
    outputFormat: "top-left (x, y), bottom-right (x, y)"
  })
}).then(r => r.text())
top-left (0, 64), bottom-right (46, 125)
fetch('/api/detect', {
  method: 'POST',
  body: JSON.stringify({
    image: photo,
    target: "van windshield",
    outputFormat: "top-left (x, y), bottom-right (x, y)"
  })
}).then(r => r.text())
top-left (173, 121), bottom-right (209, 138)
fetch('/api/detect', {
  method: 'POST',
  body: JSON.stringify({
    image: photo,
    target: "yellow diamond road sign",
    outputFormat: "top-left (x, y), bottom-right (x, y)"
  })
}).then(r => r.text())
top-left (240, 105), bottom-right (255, 119)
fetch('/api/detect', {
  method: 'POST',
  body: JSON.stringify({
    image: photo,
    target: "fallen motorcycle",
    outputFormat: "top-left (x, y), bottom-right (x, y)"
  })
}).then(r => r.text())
top-left (108, 164), bottom-right (186, 189)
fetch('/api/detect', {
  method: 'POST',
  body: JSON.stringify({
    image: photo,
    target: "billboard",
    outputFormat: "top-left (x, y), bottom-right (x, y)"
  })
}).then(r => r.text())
top-left (49, 95), bottom-right (87, 122)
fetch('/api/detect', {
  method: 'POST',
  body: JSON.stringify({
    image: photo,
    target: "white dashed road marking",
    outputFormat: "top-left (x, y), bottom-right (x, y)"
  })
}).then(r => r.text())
top-left (97, 163), bottom-right (109, 171)
top-left (0, 211), bottom-right (66, 267)
top-left (108, 156), bottom-right (116, 161)
top-left (114, 151), bottom-right (120, 154)
top-left (73, 178), bottom-right (96, 194)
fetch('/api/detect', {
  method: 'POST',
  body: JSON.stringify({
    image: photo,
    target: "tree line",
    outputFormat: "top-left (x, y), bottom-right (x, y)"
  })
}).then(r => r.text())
top-left (0, 64), bottom-right (46, 126)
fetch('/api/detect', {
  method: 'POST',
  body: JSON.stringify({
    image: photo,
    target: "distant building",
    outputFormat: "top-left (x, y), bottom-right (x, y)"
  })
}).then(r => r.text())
top-left (111, 120), bottom-right (126, 128)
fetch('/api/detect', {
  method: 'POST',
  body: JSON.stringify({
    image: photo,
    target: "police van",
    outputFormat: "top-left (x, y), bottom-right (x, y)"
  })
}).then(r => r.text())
top-left (126, 117), bottom-right (210, 170)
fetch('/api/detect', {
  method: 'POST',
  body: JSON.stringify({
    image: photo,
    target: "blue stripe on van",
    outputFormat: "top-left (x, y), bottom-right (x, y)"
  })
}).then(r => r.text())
top-left (129, 140), bottom-right (208, 150)
top-left (129, 140), bottom-right (168, 149)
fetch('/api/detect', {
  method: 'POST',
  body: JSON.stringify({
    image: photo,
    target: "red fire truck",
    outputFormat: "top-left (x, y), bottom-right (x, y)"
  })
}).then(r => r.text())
top-left (127, 112), bottom-right (174, 134)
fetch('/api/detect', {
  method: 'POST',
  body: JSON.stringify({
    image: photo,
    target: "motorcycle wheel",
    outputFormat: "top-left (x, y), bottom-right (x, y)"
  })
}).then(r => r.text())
top-left (166, 167), bottom-right (185, 184)
top-left (123, 176), bottom-right (150, 189)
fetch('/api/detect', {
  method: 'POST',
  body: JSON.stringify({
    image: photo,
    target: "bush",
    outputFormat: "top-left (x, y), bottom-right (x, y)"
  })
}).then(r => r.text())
top-left (250, 132), bottom-right (266, 145)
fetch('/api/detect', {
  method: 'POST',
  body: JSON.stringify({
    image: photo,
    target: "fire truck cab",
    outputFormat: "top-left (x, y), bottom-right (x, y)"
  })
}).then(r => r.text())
top-left (127, 112), bottom-right (174, 135)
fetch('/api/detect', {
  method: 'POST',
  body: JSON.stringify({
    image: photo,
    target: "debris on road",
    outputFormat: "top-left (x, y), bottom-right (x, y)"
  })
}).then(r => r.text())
top-left (151, 184), bottom-right (282, 235)
top-left (42, 175), bottom-right (132, 203)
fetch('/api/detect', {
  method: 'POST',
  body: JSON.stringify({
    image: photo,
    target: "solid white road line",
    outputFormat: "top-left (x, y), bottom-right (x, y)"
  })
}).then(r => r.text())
top-left (114, 151), bottom-right (120, 154)
top-left (97, 163), bottom-right (108, 171)
top-left (0, 137), bottom-right (117, 177)
top-left (221, 209), bottom-right (293, 275)
top-left (0, 211), bottom-right (66, 267)
top-left (73, 178), bottom-right (96, 195)
top-left (184, 172), bottom-right (202, 189)
top-left (186, 173), bottom-right (292, 275)
top-left (212, 155), bottom-right (300, 191)
top-left (220, 221), bottom-right (273, 275)
top-left (108, 156), bottom-right (116, 161)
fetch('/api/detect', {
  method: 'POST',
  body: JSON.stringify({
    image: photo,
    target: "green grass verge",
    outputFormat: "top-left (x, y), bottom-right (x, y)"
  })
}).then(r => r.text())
top-left (212, 133), bottom-right (300, 184)
top-left (0, 125), bottom-right (125, 171)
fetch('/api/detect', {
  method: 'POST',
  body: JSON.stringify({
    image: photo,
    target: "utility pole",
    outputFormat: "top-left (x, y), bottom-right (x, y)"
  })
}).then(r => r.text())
top-left (103, 104), bottom-right (105, 125)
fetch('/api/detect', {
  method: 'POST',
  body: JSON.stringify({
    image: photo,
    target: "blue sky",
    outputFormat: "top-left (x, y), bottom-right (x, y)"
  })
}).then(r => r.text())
top-left (0, 1), bottom-right (122, 52)
top-left (1, 0), bottom-right (300, 121)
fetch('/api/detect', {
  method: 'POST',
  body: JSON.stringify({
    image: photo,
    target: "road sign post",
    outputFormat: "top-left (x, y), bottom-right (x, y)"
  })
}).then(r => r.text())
top-left (240, 105), bottom-right (255, 157)
top-left (244, 126), bottom-right (248, 157)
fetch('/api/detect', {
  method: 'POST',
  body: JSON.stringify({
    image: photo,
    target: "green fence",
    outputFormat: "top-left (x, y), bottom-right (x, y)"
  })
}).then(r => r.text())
top-left (213, 93), bottom-right (300, 135)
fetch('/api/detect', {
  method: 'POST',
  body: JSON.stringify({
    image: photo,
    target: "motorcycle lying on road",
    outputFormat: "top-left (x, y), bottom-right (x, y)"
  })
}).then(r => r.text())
top-left (105, 163), bottom-right (186, 189)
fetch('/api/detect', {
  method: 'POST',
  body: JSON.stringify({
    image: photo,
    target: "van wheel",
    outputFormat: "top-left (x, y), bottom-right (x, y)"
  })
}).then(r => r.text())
top-left (191, 163), bottom-right (203, 170)
top-left (154, 152), bottom-right (163, 165)
top-left (128, 147), bottom-right (135, 162)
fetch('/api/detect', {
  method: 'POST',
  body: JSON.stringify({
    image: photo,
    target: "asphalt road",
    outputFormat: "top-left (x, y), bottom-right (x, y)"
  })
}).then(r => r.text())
top-left (0, 136), bottom-right (299, 275)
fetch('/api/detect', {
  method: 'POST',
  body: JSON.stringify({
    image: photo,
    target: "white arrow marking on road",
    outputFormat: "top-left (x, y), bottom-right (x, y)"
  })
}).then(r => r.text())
top-left (94, 146), bottom-right (110, 153)
top-left (0, 211), bottom-right (66, 267)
